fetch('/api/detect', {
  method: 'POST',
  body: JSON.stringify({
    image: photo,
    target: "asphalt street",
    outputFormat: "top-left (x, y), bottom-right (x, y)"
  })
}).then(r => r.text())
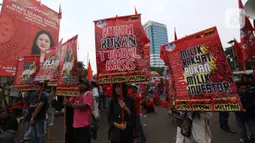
top-left (15, 106), bottom-right (242, 143)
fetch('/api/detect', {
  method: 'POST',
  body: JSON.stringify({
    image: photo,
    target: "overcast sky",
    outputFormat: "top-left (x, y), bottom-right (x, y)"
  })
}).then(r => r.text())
top-left (0, 0), bottom-right (250, 73)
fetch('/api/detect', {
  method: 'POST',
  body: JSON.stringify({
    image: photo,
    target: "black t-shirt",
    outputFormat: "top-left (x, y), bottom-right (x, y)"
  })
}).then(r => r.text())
top-left (0, 114), bottom-right (18, 131)
top-left (30, 91), bottom-right (48, 120)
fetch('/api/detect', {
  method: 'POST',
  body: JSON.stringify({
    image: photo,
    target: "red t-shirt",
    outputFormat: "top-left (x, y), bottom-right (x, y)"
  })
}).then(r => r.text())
top-left (104, 85), bottom-right (112, 98)
top-left (130, 92), bottom-right (142, 116)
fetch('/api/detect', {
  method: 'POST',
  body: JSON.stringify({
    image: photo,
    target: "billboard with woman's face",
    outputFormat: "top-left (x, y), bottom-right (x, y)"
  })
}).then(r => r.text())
top-left (0, 0), bottom-right (61, 76)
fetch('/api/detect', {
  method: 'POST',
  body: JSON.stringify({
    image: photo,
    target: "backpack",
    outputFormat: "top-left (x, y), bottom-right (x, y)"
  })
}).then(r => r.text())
top-left (83, 91), bottom-right (100, 121)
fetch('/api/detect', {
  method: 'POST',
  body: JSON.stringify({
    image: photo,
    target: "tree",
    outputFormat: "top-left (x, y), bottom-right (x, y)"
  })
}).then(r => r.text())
top-left (77, 61), bottom-right (87, 79)
top-left (150, 67), bottom-right (164, 76)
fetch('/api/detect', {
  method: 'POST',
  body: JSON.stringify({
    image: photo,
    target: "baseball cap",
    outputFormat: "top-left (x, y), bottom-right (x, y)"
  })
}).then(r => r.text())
top-left (79, 78), bottom-right (91, 87)
top-left (130, 84), bottom-right (138, 89)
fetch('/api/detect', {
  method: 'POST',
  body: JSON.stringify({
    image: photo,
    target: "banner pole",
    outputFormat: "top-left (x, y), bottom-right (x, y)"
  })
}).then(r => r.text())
top-left (120, 83), bottom-right (124, 123)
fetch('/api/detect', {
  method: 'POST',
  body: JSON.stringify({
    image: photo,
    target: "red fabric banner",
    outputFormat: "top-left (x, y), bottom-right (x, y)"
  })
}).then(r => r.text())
top-left (13, 56), bottom-right (40, 91)
top-left (0, 0), bottom-right (61, 76)
top-left (162, 27), bottom-right (243, 112)
top-left (234, 39), bottom-right (245, 71)
top-left (94, 14), bottom-right (150, 84)
top-left (57, 35), bottom-right (79, 96)
top-left (34, 48), bottom-right (57, 82)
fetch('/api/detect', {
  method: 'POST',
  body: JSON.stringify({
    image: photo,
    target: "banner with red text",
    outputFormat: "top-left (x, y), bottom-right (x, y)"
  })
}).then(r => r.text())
top-left (34, 48), bottom-right (56, 82)
top-left (94, 14), bottom-right (150, 84)
top-left (161, 27), bottom-right (243, 112)
top-left (13, 56), bottom-right (40, 91)
top-left (0, 0), bottom-right (61, 76)
top-left (57, 35), bottom-right (78, 96)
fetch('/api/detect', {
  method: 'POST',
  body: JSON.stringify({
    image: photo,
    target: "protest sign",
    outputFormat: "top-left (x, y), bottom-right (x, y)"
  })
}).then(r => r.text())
top-left (13, 56), bottom-right (40, 91)
top-left (94, 14), bottom-right (150, 84)
top-left (57, 35), bottom-right (79, 96)
top-left (34, 48), bottom-right (56, 82)
top-left (0, 0), bottom-right (61, 76)
top-left (161, 27), bottom-right (243, 112)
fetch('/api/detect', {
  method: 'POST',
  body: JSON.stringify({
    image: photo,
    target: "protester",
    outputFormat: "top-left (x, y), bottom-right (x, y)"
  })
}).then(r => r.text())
top-left (64, 78), bottom-right (93, 143)
top-left (65, 104), bottom-right (76, 143)
top-left (141, 96), bottom-right (155, 114)
top-left (29, 83), bottom-right (48, 143)
top-left (98, 85), bottom-right (106, 110)
top-left (236, 81), bottom-right (255, 143)
top-left (0, 108), bottom-right (18, 143)
top-left (108, 83), bottom-right (136, 143)
top-left (104, 84), bottom-right (112, 109)
top-left (130, 84), bottom-right (146, 143)
top-left (48, 89), bottom-right (56, 127)
top-left (219, 112), bottom-right (236, 133)
top-left (91, 81), bottom-right (100, 109)
top-left (184, 112), bottom-right (212, 143)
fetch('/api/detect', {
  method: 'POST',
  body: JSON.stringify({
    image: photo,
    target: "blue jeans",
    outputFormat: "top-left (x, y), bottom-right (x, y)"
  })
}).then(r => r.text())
top-left (219, 112), bottom-right (230, 129)
top-left (32, 120), bottom-right (45, 143)
top-left (24, 122), bottom-right (34, 140)
top-left (236, 115), bottom-right (249, 143)
top-left (246, 117), bottom-right (255, 142)
top-left (137, 116), bottom-right (145, 138)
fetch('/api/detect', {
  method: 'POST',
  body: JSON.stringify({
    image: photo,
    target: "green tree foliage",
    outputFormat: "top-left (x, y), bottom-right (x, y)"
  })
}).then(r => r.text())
top-left (77, 61), bottom-right (87, 79)
top-left (150, 67), bottom-right (164, 76)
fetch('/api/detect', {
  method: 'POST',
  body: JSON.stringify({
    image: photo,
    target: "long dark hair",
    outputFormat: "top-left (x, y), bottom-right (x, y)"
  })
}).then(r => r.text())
top-left (31, 30), bottom-right (54, 55)
top-left (112, 83), bottom-right (128, 102)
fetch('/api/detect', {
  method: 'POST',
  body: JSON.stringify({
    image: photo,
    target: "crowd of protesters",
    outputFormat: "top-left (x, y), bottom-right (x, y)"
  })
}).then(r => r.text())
top-left (0, 74), bottom-right (254, 143)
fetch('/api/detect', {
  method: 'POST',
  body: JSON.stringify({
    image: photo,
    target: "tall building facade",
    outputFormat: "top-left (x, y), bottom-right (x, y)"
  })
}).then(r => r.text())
top-left (143, 21), bottom-right (168, 67)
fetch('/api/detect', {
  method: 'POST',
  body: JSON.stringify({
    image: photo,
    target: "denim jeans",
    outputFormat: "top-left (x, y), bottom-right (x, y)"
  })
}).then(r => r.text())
top-left (105, 97), bottom-right (112, 109)
top-left (246, 117), bottom-right (255, 142)
top-left (219, 112), bottom-right (230, 129)
top-left (48, 105), bottom-right (55, 125)
top-left (236, 116), bottom-right (249, 143)
top-left (137, 115), bottom-right (145, 138)
top-left (32, 120), bottom-right (45, 143)
top-left (24, 122), bottom-right (34, 140)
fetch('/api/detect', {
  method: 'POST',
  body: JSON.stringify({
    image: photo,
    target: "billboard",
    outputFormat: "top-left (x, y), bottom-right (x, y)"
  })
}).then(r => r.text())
top-left (94, 14), bottom-right (150, 84)
top-left (0, 0), bottom-right (61, 76)
top-left (161, 27), bottom-right (243, 112)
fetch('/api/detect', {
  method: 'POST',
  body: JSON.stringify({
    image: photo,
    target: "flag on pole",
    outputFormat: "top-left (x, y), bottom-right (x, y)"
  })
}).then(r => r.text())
top-left (87, 60), bottom-right (93, 81)
top-left (238, 0), bottom-right (255, 62)
top-left (135, 7), bottom-right (138, 14)
top-left (174, 27), bottom-right (178, 40)
top-left (59, 4), bottom-right (62, 19)
top-left (234, 39), bottom-right (246, 71)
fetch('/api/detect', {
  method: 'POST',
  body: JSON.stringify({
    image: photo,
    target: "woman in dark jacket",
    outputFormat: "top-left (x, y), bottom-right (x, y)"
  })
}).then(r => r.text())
top-left (108, 83), bottom-right (136, 143)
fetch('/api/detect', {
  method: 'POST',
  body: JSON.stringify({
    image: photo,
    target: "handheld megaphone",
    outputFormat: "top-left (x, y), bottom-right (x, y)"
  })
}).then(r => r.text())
top-left (244, 0), bottom-right (255, 19)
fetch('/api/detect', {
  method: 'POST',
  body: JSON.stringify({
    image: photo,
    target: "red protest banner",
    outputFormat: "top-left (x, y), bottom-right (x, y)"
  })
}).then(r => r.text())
top-left (13, 56), bottom-right (40, 91)
top-left (34, 48), bottom-right (57, 82)
top-left (57, 35), bottom-right (79, 96)
top-left (94, 14), bottom-right (150, 84)
top-left (0, 0), bottom-right (61, 76)
top-left (162, 27), bottom-right (243, 112)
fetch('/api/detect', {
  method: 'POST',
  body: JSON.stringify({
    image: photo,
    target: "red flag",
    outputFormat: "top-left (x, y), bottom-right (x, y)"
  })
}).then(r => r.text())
top-left (174, 28), bottom-right (178, 40)
top-left (134, 7), bottom-right (138, 14)
top-left (234, 39), bottom-right (246, 71)
top-left (238, 0), bottom-right (255, 62)
top-left (87, 60), bottom-right (93, 81)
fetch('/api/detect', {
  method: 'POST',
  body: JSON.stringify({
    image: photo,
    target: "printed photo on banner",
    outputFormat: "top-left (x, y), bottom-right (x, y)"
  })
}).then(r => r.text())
top-left (161, 26), bottom-right (243, 112)
top-left (58, 35), bottom-right (79, 86)
top-left (0, 0), bottom-right (61, 76)
top-left (13, 56), bottom-right (40, 91)
top-left (94, 14), bottom-right (150, 84)
top-left (34, 48), bottom-right (57, 82)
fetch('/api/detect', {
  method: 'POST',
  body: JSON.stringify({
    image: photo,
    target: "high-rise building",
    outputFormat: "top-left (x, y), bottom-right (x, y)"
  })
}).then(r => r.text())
top-left (143, 21), bottom-right (168, 67)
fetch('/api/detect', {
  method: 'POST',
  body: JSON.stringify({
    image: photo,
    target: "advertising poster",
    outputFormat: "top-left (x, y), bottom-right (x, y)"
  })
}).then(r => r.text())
top-left (94, 14), bottom-right (150, 84)
top-left (34, 48), bottom-right (56, 82)
top-left (0, 0), bottom-right (61, 76)
top-left (161, 27), bottom-right (243, 112)
top-left (13, 56), bottom-right (40, 91)
top-left (57, 35), bottom-right (79, 96)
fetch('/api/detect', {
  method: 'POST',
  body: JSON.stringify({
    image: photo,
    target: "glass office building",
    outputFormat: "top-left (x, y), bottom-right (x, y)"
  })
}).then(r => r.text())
top-left (143, 21), bottom-right (168, 67)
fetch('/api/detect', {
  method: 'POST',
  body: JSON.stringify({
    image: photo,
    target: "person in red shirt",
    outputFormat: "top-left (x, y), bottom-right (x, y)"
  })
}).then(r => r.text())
top-left (104, 84), bottom-right (112, 109)
top-left (130, 84), bottom-right (146, 143)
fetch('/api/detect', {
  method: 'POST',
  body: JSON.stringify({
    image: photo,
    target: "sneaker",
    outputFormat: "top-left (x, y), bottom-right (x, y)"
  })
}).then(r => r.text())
top-left (48, 123), bottom-right (54, 127)
top-left (239, 139), bottom-right (244, 142)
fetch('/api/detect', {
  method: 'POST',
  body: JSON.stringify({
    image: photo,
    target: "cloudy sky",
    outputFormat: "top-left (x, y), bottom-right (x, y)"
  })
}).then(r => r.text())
top-left (0, 0), bottom-right (250, 73)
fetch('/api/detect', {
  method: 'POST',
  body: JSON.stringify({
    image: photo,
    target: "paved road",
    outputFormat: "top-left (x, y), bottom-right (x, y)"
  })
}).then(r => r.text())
top-left (16, 107), bottom-right (241, 143)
